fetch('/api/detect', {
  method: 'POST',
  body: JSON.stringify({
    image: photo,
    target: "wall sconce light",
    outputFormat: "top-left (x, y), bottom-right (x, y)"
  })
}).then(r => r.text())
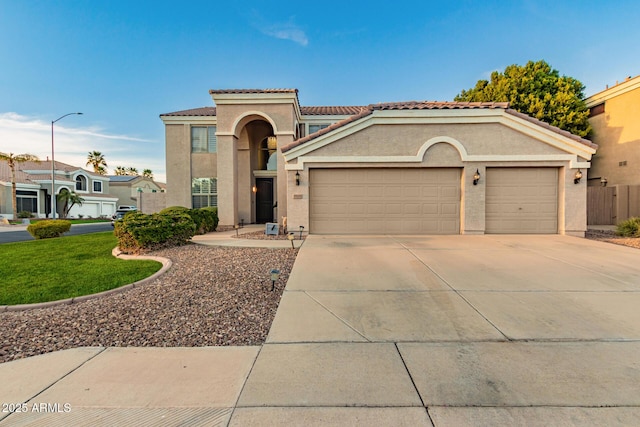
top-left (252, 185), bottom-right (257, 193)
top-left (295, 171), bottom-right (300, 186)
top-left (473, 169), bottom-right (481, 185)
top-left (269, 268), bottom-right (280, 291)
top-left (601, 177), bottom-right (608, 187)
top-left (574, 169), bottom-right (583, 184)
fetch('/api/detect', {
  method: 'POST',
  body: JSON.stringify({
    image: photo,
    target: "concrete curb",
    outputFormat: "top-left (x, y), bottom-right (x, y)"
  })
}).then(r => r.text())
top-left (0, 248), bottom-right (172, 313)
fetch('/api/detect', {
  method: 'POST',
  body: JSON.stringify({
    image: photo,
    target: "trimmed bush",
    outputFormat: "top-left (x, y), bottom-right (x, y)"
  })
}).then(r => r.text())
top-left (198, 207), bottom-right (219, 233)
top-left (27, 220), bottom-right (71, 239)
top-left (159, 206), bottom-right (218, 234)
top-left (616, 217), bottom-right (640, 237)
top-left (114, 211), bottom-right (196, 254)
top-left (18, 210), bottom-right (33, 219)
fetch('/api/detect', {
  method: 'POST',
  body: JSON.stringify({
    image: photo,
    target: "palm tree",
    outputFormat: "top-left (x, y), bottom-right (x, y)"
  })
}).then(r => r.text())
top-left (142, 169), bottom-right (153, 179)
top-left (0, 152), bottom-right (39, 219)
top-left (86, 151), bottom-right (108, 175)
top-left (57, 189), bottom-right (84, 219)
top-left (126, 167), bottom-right (139, 176)
top-left (114, 166), bottom-right (127, 175)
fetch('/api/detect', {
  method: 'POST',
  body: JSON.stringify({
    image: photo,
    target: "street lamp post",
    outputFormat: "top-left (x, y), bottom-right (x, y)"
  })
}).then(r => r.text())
top-left (51, 112), bottom-right (83, 219)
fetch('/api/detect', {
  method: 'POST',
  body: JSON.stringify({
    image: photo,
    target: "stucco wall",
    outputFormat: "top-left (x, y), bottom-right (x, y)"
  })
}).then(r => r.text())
top-left (165, 124), bottom-right (192, 207)
top-left (286, 120), bottom-right (588, 236)
top-left (588, 84), bottom-right (640, 186)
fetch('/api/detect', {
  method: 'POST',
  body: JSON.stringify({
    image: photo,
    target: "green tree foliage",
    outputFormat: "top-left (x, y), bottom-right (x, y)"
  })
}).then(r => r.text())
top-left (86, 151), bottom-right (108, 175)
top-left (455, 60), bottom-right (592, 138)
top-left (0, 152), bottom-right (39, 219)
top-left (57, 189), bottom-right (84, 219)
top-left (114, 166), bottom-right (127, 175)
top-left (142, 169), bottom-right (153, 179)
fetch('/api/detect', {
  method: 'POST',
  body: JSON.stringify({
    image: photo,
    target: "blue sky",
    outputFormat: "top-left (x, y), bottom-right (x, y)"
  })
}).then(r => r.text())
top-left (1, 0), bottom-right (639, 182)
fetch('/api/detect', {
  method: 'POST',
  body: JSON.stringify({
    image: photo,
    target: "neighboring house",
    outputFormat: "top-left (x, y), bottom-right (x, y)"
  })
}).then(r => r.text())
top-left (0, 160), bottom-right (117, 219)
top-left (160, 89), bottom-right (596, 236)
top-left (108, 175), bottom-right (167, 214)
top-left (585, 74), bottom-right (640, 224)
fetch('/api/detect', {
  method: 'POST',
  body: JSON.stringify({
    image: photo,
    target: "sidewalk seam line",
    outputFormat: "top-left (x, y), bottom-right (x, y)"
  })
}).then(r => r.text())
top-left (304, 291), bottom-right (372, 342)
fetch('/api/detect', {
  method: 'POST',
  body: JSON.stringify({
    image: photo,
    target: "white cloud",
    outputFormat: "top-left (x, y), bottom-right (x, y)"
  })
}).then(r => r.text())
top-left (0, 112), bottom-right (166, 182)
top-left (263, 23), bottom-right (309, 46)
top-left (251, 12), bottom-right (308, 47)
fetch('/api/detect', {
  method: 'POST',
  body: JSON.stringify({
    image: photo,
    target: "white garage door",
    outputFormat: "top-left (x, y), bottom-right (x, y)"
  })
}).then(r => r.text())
top-left (310, 168), bottom-right (461, 234)
top-left (486, 168), bottom-right (558, 234)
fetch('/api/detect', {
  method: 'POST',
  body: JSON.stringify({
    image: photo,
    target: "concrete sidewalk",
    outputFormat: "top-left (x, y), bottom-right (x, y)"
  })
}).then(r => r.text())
top-left (2, 235), bottom-right (640, 426)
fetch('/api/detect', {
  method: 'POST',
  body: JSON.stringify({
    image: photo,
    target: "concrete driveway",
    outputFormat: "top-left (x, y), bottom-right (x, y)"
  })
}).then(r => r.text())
top-left (238, 235), bottom-right (640, 425)
top-left (2, 234), bottom-right (639, 426)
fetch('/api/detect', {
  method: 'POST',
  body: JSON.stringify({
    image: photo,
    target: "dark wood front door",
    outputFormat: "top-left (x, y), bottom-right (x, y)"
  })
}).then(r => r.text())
top-left (255, 178), bottom-right (274, 223)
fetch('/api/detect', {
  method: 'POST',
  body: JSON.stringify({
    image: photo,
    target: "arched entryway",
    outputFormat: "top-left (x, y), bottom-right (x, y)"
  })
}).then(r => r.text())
top-left (236, 119), bottom-right (278, 224)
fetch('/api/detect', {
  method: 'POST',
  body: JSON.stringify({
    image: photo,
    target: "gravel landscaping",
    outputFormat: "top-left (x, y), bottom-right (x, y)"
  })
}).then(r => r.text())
top-left (1, 230), bottom-right (638, 365)
top-left (0, 244), bottom-right (297, 364)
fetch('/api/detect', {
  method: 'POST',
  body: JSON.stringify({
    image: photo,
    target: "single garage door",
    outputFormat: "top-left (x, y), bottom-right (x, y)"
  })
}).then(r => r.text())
top-left (310, 168), bottom-right (460, 234)
top-left (486, 168), bottom-right (558, 234)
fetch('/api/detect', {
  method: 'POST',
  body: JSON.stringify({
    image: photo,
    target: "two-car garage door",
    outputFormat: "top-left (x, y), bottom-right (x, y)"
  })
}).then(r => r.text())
top-left (310, 168), bottom-right (460, 234)
top-left (309, 167), bottom-right (559, 235)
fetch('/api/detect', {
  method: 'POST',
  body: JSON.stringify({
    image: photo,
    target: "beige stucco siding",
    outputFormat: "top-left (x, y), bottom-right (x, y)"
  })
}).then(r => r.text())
top-left (307, 123), bottom-right (570, 158)
top-left (588, 83), bottom-right (640, 186)
top-left (165, 124), bottom-right (192, 207)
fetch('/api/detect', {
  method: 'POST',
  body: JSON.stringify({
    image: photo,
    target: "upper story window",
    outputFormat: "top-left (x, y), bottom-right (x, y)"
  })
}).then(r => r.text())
top-left (191, 126), bottom-right (217, 153)
top-left (75, 175), bottom-right (87, 191)
top-left (308, 124), bottom-right (330, 134)
top-left (93, 181), bottom-right (103, 193)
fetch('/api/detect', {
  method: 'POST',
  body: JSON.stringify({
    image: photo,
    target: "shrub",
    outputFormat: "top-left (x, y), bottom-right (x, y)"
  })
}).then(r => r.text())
top-left (27, 220), bottom-right (71, 239)
top-left (114, 211), bottom-right (196, 254)
top-left (159, 206), bottom-right (218, 234)
top-left (199, 207), bottom-right (219, 232)
top-left (616, 217), bottom-right (640, 237)
top-left (18, 210), bottom-right (33, 219)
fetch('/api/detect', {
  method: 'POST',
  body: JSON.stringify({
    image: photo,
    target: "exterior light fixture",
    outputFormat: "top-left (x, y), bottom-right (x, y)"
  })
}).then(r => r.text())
top-left (267, 136), bottom-right (277, 150)
top-left (234, 224), bottom-right (239, 237)
top-left (601, 177), bottom-right (608, 187)
top-left (473, 169), bottom-right (481, 185)
top-left (270, 269), bottom-right (281, 291)
top-left (295, 171), bottom-right (300, 186)
top-left (287, 232), bottom-right (295, 248)
top-left (252, 185), bottom-right (257, 193)
top-left (240, 218), bottom-right (244, 228)
top-left (574, 169), bottom-right (583, 184)
top-left (299, 225), bottom-right (304, 240)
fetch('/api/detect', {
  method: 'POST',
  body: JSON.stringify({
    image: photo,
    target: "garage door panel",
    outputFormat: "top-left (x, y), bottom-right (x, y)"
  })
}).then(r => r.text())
top-left (486, 168), bottom-right (558, 234)
top-left (310, 168), bottom-right (460, 234)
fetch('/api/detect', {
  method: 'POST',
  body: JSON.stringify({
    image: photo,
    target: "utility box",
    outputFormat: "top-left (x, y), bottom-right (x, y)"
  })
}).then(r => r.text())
top-left (265, 223), bottom-right (279, 235)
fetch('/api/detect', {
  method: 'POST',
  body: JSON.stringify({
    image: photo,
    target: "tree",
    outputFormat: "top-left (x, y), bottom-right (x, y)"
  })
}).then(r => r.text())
top-left (57, 189), bottom-right (84, 219)
top-left (86, 151), bottom-right (108, 175)
top-left (455, 60), bottom-right (592, 138)
top-left (142, 169), bottom-right (153, 179)
top-left (114, 166), bottom-right (127, 175)
top-left (0, 152), bottom-right (39, 219)
top-left (126, 167), bottom-right (139, 176)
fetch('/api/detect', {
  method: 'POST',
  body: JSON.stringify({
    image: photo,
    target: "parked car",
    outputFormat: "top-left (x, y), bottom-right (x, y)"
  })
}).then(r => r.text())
top-left (111, 208), bottom-right (137, 227)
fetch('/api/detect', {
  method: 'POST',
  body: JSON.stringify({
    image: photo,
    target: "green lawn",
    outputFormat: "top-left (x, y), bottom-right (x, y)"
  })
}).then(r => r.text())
top-left (0, 232), bottom-right (162, 305)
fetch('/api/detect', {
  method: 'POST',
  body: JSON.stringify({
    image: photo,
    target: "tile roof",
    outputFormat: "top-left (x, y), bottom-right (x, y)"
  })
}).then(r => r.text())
top-left (504, 109), bottom-right (597, 149)
top-left (301, 106), bottom-right (367, 115)
top-left (282, 101), bottom-right (596, 152)
top-left (160, 107), bottom-right (217, 117)
top-left (371, 101), bottom-right (510, 110)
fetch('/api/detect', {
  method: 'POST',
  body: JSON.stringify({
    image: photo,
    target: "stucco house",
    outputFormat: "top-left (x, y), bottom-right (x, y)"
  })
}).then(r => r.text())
top-left (0, 159), bottom-right (117, 219)
top-left (584, 74), bottom-right (640, 224)
top-left (161, 89), bottom-right (596, 236)
top-left (586, 74), bottom-right (640, 187)
top-left (108, 175), bottom-right (166, 213)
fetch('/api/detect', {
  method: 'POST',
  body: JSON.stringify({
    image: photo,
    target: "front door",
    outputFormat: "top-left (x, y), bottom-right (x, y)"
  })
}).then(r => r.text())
top-left (255, 178), bottom-right (274, 223)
